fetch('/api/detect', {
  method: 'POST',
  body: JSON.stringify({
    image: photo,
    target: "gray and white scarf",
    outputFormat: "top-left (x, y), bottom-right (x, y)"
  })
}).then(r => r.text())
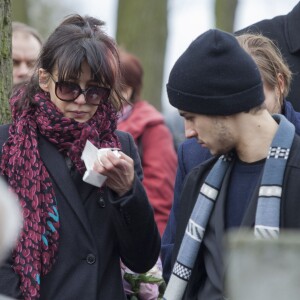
top-left (164, 114), bottom-right (295, 300)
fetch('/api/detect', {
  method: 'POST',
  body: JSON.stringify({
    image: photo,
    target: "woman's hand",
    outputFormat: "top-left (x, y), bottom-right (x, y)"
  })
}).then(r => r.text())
top-left (93, 150), bottom-right (134, 197)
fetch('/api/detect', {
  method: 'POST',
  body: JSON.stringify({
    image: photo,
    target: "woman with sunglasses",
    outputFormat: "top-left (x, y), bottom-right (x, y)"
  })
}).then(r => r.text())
top-left (0, 14), bottom-right (160, 300)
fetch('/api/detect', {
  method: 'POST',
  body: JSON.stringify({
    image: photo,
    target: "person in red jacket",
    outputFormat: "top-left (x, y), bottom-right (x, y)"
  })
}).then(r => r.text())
top-left (118, 49), bottom-right (177, 236)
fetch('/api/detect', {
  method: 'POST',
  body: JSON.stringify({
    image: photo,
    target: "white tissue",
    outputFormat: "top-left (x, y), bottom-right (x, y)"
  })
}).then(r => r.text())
top-left (81, 140), bottom-right (121, 187)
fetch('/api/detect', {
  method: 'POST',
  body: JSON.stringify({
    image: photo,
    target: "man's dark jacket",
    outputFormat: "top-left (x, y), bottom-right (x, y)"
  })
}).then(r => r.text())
top-left (236, 2), bottom-right (300, 111)
top-left (171, 134), bottom-right (300, 299)
top-left (162, 100), bottom-right (300, 283)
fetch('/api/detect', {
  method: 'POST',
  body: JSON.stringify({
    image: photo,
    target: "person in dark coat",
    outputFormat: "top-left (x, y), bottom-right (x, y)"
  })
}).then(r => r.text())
top-left (235, 1), bottom-right (300, 111)
top-left (161, 32), bottom-right (300, 284)
top-left (0, 14), bottom-right (160, 300)
top-left (162, 29), bottom-right (300, 300)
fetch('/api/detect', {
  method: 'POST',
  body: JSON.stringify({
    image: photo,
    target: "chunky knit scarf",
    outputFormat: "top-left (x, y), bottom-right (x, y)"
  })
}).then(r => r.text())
top-left (0, 89), bottom-right (120, 300)
top-left (163, 114), bottom-right (295, 300)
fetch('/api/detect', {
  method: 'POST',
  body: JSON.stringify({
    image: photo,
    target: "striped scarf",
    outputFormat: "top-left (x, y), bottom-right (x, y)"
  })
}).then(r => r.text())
top-left (164, 114), bottom-right (295, 300)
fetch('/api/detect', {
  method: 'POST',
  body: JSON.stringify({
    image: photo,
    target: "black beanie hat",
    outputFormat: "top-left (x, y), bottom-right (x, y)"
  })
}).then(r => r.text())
top-left (167, 29), bottom-right (264, 115)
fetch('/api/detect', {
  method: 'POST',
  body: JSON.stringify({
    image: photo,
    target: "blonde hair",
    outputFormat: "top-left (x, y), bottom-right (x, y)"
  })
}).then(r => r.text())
top-left (236, 33), bottom-right (292, 104)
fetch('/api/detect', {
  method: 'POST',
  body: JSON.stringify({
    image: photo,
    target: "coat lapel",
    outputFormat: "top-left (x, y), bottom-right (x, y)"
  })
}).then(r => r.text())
top-left (38, 135), bottom-right (94, 239)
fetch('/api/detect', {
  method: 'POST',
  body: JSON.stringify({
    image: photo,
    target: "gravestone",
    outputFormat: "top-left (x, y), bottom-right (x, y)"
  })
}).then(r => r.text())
top-left (225, 230), bottom-right (300, 300)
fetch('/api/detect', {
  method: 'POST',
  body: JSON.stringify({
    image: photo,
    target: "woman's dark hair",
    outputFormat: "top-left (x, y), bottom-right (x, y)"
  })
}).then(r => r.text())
top-left (119, 49), bottom-right (143, 103)
top-left (20, 14), bottom-right (124, 110)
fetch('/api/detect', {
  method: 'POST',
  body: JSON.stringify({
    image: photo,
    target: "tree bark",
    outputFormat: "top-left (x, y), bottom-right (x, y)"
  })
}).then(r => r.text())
top-left (11, 0), bottom-right (28, 24)
top-left (0, 0), bottom-right (12, 124)
top-left (116, 0), bottom-right (168, 111)
top-left (215, 0), bottom-right (238, 33)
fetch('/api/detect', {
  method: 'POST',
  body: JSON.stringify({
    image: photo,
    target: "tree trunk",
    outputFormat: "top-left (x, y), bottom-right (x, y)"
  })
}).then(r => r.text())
top-left (116, 0), bottom-right (168, 111)
top-left (11, 0), bottom-right (28, 23)
top-left (215, 0), bottom-right (238, 33)
top-left (0, 0), bottom-right (12, 124)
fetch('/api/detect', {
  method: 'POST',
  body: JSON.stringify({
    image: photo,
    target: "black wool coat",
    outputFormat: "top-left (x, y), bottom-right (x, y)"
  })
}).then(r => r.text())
top-left (171, 134), bottom-right (300, 299)
top-left (0, 124), bottom-right (160, 300)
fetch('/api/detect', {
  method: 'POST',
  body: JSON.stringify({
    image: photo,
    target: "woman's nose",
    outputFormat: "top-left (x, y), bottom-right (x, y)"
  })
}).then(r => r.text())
top-left (73, 93), bottom-right (87, 105)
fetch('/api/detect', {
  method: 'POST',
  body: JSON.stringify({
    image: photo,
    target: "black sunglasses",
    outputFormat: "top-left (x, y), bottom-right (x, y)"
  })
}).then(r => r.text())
top-left (49, 75), bottom-right (111, 106)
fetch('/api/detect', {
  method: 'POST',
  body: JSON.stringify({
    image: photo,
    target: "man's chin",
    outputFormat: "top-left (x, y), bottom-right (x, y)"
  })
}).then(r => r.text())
top-left (210, 149), bottom-right (227, 156)
top-left (13, 80), bottom-right (28, 89)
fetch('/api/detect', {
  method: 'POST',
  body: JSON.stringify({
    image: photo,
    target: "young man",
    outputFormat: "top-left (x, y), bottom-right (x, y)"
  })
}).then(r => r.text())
top-left (163, 29), bottom-right (300, 300)
top-left (12, 22), bottom-right (42, 86)
top-left (165, 2), bottom-right (300, 149)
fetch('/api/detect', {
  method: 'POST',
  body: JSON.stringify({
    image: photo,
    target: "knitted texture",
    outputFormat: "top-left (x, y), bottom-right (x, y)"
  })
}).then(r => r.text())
top-left (167, 29), bottom-right (264, 115)
top-left (0, 89), bottom-right (120, 299)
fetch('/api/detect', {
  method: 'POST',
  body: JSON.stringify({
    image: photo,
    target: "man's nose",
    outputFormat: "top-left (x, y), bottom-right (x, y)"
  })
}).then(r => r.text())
top-left (184, 122), bottom-right (196, 139)
top-left (16, 62), bottom-right (30, 76)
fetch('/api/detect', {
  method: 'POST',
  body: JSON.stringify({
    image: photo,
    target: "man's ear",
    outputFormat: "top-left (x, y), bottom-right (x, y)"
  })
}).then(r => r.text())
top-left (38, 68), bottom-right (50, 92)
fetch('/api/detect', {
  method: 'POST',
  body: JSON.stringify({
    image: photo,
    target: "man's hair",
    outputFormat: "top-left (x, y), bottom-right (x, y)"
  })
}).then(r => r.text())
top-left (248, 101), bottom-right (267, 114)
top-left (12, 21), bottom-right (43, 46)
top-left (236, 33), bottom-right (292, 104)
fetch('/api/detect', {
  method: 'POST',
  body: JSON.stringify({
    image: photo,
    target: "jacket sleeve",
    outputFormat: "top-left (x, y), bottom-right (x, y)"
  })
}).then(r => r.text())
top-left (116, 129), bottom-right (143, 181)
top-left (0, 255), bottom-right (22, 299)
top-left (0, 125), bottom-right (22, 299)
top-left (108, 131), bottom-right (161, 274)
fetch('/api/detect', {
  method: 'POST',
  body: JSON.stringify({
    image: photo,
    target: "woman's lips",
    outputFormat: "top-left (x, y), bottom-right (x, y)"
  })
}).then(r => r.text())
top-left (72, 111), bottom-right (87, 117)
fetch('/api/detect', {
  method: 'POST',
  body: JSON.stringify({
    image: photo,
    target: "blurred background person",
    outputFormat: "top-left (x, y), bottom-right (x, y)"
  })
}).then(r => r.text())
top-left (0, 178), bottom-right (22, 268)
top-left (236, 1), bottom-right (300, 111)
top-left (165, 109), bottom-right (185, 152)
top-left (161, 32), bottom-right (300, 283)
top-left (12, 21), bottom-right (43, 87)
top-left (118, 49), bottom-right (177, 237)
top-left (0, 178), bottom-right (22, 300)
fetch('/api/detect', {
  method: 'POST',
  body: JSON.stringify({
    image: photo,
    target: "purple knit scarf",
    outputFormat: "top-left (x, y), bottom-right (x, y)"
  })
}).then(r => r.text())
top-left (0, 89), bottom-right (120, 299)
